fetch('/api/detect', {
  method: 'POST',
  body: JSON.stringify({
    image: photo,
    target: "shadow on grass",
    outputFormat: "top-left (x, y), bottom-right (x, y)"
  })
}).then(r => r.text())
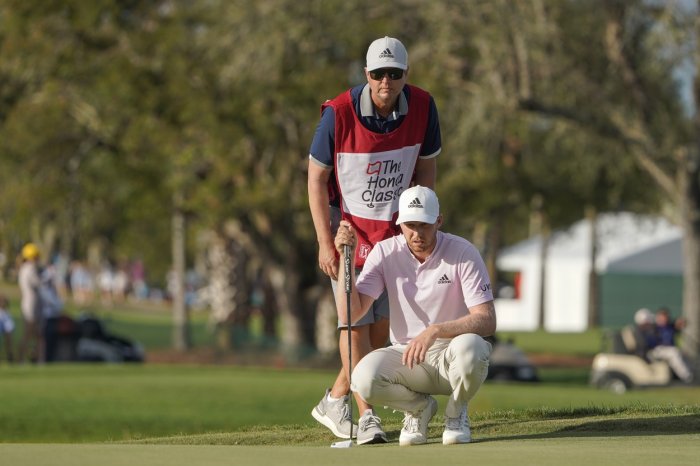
top-left (476, 414), bottom-right (700, 443)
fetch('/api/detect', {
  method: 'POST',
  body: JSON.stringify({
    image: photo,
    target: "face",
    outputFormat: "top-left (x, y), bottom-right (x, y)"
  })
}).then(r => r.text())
top-left (399, 215), bottom-right (442, 260)
top-left (365, 67), bottom-right (408, 108)
top-left (656, 312), bottom-right (669, 326)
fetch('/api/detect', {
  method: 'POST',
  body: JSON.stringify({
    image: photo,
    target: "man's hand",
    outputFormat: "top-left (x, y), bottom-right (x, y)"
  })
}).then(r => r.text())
top-left (402, 325), bottom-right (439, 369)
top-left (318, 241), bottom-right (339, 280)
top-left (334, 220), bottom-right (357, 256)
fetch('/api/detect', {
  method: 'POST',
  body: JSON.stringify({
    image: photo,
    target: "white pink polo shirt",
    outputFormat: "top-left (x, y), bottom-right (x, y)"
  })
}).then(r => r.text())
top-left (356, 231), bottom-right (493, 345)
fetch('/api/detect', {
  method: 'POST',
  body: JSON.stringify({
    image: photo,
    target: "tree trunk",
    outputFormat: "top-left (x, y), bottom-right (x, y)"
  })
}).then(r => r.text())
top-left (204, 228), bottom-right (249, 350)
top-left (267, 263), bottom-right (303, 350)
top-left (586, 206), bottom-right (600, 329)
top-left (171, 197), bottom-right (190, 351)
top-left (680, 149), bottom-right (700, 365)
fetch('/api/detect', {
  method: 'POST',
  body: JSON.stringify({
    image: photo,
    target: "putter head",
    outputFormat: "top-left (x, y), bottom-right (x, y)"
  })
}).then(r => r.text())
top-left (331, 439), bottom-right (353, 448)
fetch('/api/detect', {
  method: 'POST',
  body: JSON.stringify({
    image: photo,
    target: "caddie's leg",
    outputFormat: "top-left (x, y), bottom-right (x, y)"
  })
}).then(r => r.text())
top-left (336, 324), bottom-right (373, 412)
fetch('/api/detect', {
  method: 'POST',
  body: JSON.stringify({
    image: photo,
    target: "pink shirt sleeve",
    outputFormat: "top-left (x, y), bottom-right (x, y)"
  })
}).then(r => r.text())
top-left (458, 244), bottom-right (494, 308)
top-left (356, 245), bottom-right (386, 300)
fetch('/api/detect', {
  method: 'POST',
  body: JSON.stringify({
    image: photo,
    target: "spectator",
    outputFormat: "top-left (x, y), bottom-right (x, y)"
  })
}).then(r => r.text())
top-left (70, 260), bottom-right (94, 305)
top-left (112, 263), bottom-right (130, 304)
top-left (97, 262), bottom-right (115, 306)
top-left (0, 294), bottom-right (15, 363)
top-left (633, 308), bottom-right (693, 383)
top-left (655, 307), bottom-right (685, 347)
top-left (39, 263), bottom-right (63, 319)
top-left (18, 243), bottom-right (45, 363)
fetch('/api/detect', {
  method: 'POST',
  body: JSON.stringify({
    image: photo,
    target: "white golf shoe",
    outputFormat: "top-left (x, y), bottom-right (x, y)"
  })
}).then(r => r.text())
top-left (442, 404), bottom-right (471, 445)
top-left (399, 395), bottom-right (437, 446)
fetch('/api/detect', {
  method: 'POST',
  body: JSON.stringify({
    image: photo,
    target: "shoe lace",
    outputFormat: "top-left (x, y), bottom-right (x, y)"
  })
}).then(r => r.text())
top-left (359, 412), bottom-right (381, 430)
top-left (445, 409), bottom-right (468, 431)
top-left (402, 412), bottom-right (421, 433)
top-left (334, 398), bottom-right (352, 422)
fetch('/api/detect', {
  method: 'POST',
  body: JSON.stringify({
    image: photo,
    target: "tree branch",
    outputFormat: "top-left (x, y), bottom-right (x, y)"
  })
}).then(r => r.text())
top-left (519, 98), bottom-right (679, 201)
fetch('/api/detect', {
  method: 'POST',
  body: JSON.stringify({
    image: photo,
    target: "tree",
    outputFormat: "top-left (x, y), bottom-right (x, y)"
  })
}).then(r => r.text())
top-left (513, 0), bottom-right (700, 361)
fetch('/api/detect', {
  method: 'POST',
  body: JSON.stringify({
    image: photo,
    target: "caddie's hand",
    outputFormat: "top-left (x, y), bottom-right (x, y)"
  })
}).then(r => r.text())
top-left (334, 220), bottom-right (357, 256)
top-left (402, 326), bottom-right (439, 369)
top-left (318, 241), bottom-right (339, 280)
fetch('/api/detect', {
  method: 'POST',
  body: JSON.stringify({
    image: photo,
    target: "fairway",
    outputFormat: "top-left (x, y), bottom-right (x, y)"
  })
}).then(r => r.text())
top-left (2, 435), bottom-right (700, 466)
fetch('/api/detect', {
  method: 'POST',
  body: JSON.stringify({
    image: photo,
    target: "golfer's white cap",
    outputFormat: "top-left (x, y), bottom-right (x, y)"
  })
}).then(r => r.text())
top-left (366, 36), bottom-right (408, 71)
top-left (396, 186), bottom-right (440, 225)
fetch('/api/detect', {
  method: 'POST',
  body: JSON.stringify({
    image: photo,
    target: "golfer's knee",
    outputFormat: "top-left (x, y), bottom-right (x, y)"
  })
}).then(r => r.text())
top-left (350, 358), bottom-right (381, 403)
top-left (450, 334), bottom-right (491, 370)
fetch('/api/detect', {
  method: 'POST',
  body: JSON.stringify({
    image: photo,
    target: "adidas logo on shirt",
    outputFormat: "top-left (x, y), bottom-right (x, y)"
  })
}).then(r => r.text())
top-left (437, 274), bottom-right (452, 285)
top-left (407, 198), bottom-right (423, 209)
top-left (378, 48), bottom-right (394, 59)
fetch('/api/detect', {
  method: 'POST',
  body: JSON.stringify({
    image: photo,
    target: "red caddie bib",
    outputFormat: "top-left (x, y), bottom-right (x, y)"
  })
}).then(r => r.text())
top-left (324, 85), bottom-right (430, 267)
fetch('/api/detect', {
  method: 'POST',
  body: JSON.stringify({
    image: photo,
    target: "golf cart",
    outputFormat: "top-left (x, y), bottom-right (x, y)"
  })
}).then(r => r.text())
top-left (486, 336), bottom-right (539, 382)
top-left (589, 326), bottom-right (671, 394)
top-left (45, 313), bottom-right (145, 363)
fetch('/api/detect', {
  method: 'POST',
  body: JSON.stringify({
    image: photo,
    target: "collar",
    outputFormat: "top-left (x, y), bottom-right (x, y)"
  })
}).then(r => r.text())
top-left (360, 84), bottom-right (408, 120)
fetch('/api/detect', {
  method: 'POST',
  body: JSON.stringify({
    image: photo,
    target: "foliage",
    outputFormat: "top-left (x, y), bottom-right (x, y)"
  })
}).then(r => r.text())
top-left (1, 0), bottom-right (699, 352)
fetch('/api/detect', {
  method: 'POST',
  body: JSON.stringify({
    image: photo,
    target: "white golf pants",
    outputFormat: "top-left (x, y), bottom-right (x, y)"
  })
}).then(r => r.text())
top-left (351, 333), bottom-right (492, 417)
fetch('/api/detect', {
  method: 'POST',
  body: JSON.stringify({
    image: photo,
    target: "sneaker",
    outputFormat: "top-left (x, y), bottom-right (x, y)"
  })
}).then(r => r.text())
top-left (399, 396), bottom-right (438, 446)
top-left (311, 389), bottom-right (357, 439)
top-left (443, 405), bottom-right (471, 445)
top-left (357, 409), bottom-right (388, 445)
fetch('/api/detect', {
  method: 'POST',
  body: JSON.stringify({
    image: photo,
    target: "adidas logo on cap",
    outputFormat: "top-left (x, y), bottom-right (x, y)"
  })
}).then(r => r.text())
top-left (395, 185), bottom-right (439, 225)
top-left (378, 48), bottom-right (394, 59)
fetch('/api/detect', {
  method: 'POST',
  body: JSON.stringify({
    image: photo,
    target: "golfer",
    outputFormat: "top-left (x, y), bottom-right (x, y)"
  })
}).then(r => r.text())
top-left (308, 35), bottom-right (441, 444)
top-left (334, 186), bottom-right (496, 446)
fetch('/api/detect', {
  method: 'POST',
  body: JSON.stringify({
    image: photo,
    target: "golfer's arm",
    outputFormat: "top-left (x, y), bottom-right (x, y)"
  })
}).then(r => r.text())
top-left (428, 301), bottom-right (497, 338)
top-left (307, 161), bottom-right (334, 247)
top-left (334, 251), bottom-right (374, 325)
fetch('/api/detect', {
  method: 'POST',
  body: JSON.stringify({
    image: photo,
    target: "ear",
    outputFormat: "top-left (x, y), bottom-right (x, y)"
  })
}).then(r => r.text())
top-left (436, 215), bottom-right (443, 228)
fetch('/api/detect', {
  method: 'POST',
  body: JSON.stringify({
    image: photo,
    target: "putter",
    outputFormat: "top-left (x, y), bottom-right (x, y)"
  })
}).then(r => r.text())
top-left (331, 244), bottom-right (354, 449)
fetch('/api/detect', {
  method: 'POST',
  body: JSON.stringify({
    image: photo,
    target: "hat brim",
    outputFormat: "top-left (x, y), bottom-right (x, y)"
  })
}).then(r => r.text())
top-left (367, 62), bottom-right (408, 71)
top-left (396, 213), bottom-right (438, 225)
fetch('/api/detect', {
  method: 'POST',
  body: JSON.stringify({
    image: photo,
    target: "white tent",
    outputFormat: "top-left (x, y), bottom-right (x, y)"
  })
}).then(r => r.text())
top-left (494, 212), bottom-right (682, 332)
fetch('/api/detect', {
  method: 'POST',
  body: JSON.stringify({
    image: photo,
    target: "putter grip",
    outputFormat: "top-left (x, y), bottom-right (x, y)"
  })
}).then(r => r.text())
top-left (343, 244), bottom-right (352, 293)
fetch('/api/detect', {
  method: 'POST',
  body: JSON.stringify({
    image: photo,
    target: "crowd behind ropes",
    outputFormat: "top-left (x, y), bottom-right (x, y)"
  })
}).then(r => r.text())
top-left (0, 242), bottom-right (204, 364)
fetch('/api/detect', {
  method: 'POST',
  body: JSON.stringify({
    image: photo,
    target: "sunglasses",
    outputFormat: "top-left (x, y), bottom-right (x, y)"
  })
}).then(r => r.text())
top-left (369, 68), bottom-right (404, 81)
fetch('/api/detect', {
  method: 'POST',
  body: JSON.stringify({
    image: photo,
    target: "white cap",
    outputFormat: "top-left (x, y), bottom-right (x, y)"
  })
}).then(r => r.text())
top-left (634, 308), bottom-right (654, 326)
top-left (396, 186), bottom-right (440, 225)
top-left (366, 36), bottom-right (408, 71)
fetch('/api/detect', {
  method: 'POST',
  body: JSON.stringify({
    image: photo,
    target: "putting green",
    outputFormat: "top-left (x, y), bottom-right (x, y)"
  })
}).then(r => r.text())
top-left (2, 434), bottom-right (699, 466)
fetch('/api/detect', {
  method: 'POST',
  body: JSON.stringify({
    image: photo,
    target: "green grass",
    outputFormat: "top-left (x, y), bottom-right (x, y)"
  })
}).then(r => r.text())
top-left (1, 364), bottom-right (699, 444)
top-left (1, 365), bottom-right (699, 466)
top-left (2, 282), bottom-right (699, 465)
top-left (497, 329), bottom-right (604, 356)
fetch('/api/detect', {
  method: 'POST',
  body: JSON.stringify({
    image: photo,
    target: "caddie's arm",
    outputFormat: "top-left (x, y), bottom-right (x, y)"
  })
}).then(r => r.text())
top-left (402, 301), bottom-right (497, 369)
top-left (414, 157), bottom-right (436, 189)
top-left (333, 220), bottom-right (375, 325)
top-left (308, 161), bottom-right (338, 280)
